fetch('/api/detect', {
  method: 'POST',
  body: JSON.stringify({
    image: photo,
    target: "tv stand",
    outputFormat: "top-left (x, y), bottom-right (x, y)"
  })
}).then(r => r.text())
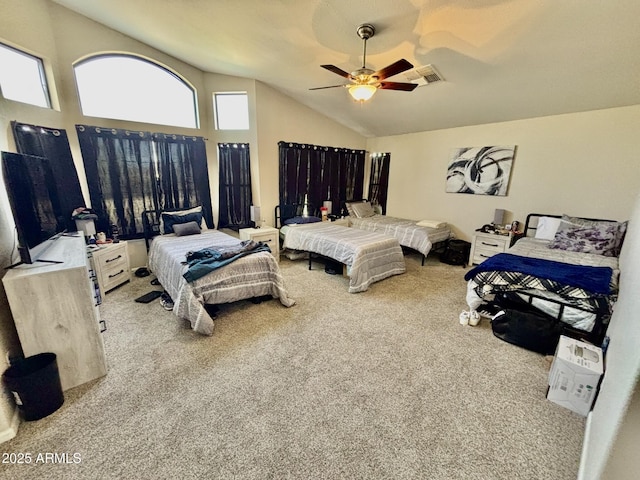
top-left (2, 235), bottom-right (108, 390)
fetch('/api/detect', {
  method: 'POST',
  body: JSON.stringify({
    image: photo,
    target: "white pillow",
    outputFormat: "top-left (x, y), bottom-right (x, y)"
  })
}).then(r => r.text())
top-left (534, 216), bottom-right (562, 240)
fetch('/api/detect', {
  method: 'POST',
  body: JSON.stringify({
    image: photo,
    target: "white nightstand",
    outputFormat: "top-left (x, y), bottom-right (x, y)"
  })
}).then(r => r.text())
top-left (469, 232), bottom-right (509, 265)
top-left (239, 226), bottom-right (279, 261)
top-left (89, 241), bottom-right (131, 293)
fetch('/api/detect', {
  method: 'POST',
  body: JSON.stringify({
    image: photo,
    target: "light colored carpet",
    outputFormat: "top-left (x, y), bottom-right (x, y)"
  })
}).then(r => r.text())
top-left (1, 252), bottom-right (586, 479)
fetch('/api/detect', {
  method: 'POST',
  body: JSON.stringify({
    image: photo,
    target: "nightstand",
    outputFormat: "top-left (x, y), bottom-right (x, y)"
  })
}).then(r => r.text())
top-left (89, 241), bottom-right (131, 293)
top-left (469, 232), bottom-right (509, 265)
top-left (239, 226), bottom-right (279, 261)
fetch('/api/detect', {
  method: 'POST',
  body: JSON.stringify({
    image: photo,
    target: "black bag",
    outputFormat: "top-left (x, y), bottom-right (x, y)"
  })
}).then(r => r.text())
top-left (490, 293), bottom-right (565, 355)
top-left (441, 239), bottom-right (471, 266)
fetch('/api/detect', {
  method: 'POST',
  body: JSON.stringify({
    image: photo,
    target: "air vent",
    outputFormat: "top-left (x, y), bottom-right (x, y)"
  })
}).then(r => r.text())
top-left (405, 64), bottom-right (443, 86)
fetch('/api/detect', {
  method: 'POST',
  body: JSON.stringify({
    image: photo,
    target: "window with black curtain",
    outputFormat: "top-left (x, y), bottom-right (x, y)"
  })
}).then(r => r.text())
top-left (76, 125), bottom-right (213, 239)
top-left (154, 133), bottom-right (214, 228)
top-left (368, 153), bottom-right (390, 215)
top-left (11, 121), bottom-right (85, 232)
top-left (278, 141), bottom-right (365, 216)
top-left (76, 125), bottom-right (157, 238)
top-left (217, 143), bottom-right (252, 230)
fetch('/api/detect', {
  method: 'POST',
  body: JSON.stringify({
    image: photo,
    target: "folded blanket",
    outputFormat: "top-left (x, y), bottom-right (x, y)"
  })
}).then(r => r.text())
top-left (464, 253), bottom-right (612, 295)
top-left (417, 219), bottom-right (447, 228)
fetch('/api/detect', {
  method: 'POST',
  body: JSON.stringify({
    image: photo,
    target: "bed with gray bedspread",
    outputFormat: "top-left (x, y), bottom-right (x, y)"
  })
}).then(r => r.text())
top-left (148, 230), bottom-right (295, 335)
top-left (349, 215), bottom-right (451, 258)
top-left (282, 222), bottom-right (406, 293)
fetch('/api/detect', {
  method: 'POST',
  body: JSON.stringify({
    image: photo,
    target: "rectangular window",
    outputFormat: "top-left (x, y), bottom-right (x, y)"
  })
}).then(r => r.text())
top-left (214, 92), bottom-right (249, 130)
top-left (0, 43), bottom-right (51, 108)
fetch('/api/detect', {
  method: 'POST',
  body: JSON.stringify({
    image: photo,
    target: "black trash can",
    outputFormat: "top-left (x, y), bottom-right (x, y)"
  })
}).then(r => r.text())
top-left (2, 352), bottom-right (64, 421)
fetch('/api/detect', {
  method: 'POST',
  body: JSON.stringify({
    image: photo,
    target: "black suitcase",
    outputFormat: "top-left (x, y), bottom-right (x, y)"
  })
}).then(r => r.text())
top-left (441, 239), bottom-right (471, 266)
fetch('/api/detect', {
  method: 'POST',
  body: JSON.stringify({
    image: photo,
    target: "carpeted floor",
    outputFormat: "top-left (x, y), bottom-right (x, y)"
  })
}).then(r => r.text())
top-left (0, 252), bottom-right (586, 479)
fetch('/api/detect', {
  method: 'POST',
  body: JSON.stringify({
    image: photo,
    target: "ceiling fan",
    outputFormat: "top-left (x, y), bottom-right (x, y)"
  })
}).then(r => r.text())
top-left (311, 23), bottom-right (418, 102)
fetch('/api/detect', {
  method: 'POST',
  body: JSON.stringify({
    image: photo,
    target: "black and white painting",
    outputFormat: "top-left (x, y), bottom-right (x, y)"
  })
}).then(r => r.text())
top-left (446, 145), bottom-right (516, 196)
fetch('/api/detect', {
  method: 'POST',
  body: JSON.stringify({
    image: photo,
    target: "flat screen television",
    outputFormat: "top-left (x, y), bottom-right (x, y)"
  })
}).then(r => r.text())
top-left (2, 151), bottom-right (67, 267)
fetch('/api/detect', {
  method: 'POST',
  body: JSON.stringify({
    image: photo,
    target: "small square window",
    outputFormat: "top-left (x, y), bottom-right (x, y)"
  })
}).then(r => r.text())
top-left (214, 92), bottom-right (249, 130)
top-left (0, 43), bottom-right (51, 108)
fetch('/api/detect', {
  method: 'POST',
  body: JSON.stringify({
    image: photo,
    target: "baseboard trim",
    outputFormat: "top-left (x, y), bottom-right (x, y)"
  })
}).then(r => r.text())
top-left (577, 411), bottom-right (593, 480)
top-left (0, 408), bottom-right (20, 444)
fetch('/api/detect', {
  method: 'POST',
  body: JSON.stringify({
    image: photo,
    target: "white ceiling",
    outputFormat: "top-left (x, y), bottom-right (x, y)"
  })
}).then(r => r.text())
top-left (52, 0), bottom-right (640, 138)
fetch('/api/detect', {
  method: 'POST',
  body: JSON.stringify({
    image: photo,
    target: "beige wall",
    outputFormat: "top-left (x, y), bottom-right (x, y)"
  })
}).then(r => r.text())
top-left (255, 81), bottom-right (367, 226)
top-left (365, 106), bottom-right (640, 241)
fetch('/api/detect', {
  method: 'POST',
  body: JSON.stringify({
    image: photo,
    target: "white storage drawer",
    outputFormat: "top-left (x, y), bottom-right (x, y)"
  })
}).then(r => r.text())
top-left (239, 227), bottom-right (279, 261)
top-left (90, 241), bottom-right (131, 293)
top-left (470, 233), bottom-right (509, 265)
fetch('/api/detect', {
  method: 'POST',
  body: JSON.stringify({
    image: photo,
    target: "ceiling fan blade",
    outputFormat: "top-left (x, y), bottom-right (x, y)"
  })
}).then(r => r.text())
top-left (378, 81), bottom-right (418, 91)
top-left (309, 84), bottom-right (346, 91)
top-left (374, 59), bottom-right (414, 81)
top-left (321, 65), bottom-right (352, 79)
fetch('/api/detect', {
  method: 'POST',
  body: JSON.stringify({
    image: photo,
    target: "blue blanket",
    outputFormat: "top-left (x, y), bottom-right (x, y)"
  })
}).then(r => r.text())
top-left (183, 241), bottom-right (271, 283)
top-left (464, 253), bottom-right (613, 294)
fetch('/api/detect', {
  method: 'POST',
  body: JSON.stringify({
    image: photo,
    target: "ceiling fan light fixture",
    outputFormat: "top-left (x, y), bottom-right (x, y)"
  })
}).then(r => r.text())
top-left (348, 84), bottom-right (377, 102)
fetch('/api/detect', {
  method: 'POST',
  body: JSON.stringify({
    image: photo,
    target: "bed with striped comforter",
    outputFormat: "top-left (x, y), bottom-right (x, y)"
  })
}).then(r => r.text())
top-left (148, 230), bottom-right (295, 336)
top-left (349, 215), bottom-right (451, 258)
top-left (282, 222), bottom-right (406, 293)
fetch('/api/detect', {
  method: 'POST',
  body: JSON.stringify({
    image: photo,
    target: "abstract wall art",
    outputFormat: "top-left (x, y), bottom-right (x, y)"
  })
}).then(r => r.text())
top-left (445, 145), bottom-right (516, 196)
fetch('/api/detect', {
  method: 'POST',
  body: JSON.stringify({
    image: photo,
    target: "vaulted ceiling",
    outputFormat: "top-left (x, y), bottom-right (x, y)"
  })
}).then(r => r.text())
top-left (53, 0), bottom-right (640, 138)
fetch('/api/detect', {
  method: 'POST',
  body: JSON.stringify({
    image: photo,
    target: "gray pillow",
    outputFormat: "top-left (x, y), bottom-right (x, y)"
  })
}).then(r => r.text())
top-left (351, 201), bottom-right (376, 218)
top-left (173, 221), bottom-right (201, 236)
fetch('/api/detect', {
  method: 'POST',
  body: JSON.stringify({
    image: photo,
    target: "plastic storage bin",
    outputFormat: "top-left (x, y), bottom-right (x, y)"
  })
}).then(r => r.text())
top-left (2, 352), bottom-right (64, 421)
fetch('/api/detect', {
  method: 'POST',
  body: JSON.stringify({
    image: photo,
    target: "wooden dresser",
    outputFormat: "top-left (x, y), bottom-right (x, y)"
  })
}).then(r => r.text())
top-left (2, 235), bottom-right (108, 391)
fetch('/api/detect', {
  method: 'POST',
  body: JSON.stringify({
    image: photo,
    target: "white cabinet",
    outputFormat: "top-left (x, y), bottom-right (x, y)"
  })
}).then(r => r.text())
top-left (89, 241), bottom-right (131, 293)
top-left (469, 232), bottom-right (510, 265)
top-left (2, 235), bottom-right (108, 391)
top-left (239, 226), bottom-right (279, 261)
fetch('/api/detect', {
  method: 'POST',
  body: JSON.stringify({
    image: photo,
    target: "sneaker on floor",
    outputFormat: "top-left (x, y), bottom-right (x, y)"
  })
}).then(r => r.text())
top-left (468, 310), bottom-right (481, 326)
top-left (160, 293), bottom-right (174, 311)
top-left (459, 310), bottom-right (470, 326)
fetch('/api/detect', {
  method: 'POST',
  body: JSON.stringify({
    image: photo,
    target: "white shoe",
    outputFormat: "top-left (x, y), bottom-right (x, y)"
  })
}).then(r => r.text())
top-left (459, 310), bottom-right (470, 326)
top-left (468, 310), bottom-right (481, 326)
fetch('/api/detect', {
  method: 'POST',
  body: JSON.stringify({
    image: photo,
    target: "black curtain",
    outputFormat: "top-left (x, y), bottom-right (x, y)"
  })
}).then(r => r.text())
top-left (154, 133), bottom-right (213, 229)
top-left (278, 141), bottom-right (365, 215)
top-left (76, 125), bottom-right (157, 238)
top-left (368, 153), bottom-right (390, 214)
top-left (11, 121), bottom-right (85, 231)
top-left (337, 148), bottom-right (365, 206)
top-left (218, 143), bottom-right (252, 230)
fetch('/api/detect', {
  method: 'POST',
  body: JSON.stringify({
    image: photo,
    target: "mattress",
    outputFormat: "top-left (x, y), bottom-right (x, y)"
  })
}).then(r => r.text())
top-left (281, 222), bottom-right (406, 293)
top-left (349, 214), bottom-right (451, 257)
top-left (148, 230), bottom-right (295, 335)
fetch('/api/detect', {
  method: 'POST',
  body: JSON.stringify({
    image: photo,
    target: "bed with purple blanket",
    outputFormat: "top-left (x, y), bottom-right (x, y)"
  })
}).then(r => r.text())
top-left (465, 213), bottom-right (626, 341)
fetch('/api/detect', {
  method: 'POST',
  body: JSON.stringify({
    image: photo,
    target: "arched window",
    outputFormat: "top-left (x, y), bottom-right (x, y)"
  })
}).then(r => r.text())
top-left (74, 53), bottom-right (198, 128)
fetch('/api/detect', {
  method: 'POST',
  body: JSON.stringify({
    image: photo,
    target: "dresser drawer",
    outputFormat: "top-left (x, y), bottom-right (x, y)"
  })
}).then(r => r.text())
top-left (91, 242), bottom-right (131, 293)
top-left (470, 233), bottom-right (509, 265)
